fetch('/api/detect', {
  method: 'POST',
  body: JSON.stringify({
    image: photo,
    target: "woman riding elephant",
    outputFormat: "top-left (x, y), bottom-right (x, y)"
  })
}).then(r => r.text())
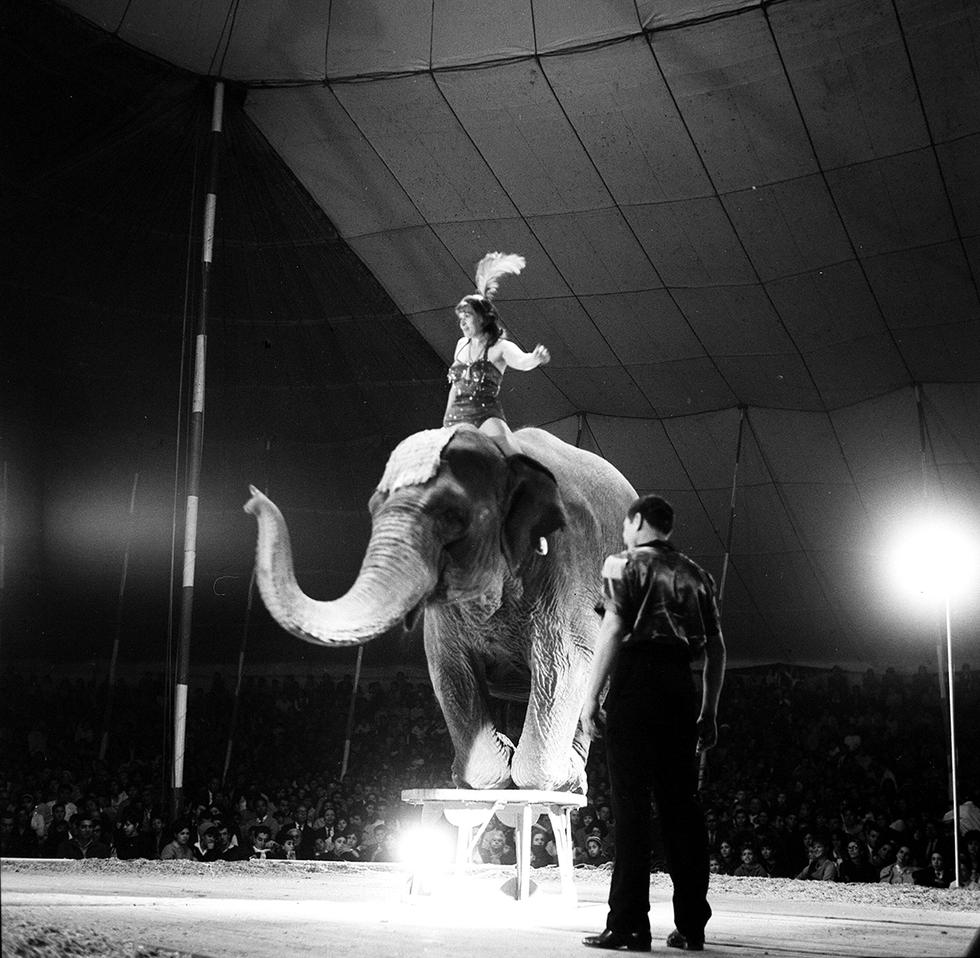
top-left (246, 418), bottom-right (636, 792)
top-left (443, 251), bottom-right (550, 457)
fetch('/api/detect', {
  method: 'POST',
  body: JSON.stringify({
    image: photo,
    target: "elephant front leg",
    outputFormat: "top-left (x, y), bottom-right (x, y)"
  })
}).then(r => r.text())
top-left (426, 628), bottom-right (514, 790)
top-left (511, 627), bottom-right (592, 793)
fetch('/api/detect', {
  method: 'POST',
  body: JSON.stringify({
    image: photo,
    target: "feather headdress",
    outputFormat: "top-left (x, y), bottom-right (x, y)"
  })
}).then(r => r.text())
top-left (472, 252), bottom-right (526, 300)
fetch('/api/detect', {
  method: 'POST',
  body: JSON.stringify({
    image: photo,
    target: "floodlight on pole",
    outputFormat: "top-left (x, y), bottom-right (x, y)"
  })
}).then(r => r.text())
top-left (885, 512), bottom-right (980, 891)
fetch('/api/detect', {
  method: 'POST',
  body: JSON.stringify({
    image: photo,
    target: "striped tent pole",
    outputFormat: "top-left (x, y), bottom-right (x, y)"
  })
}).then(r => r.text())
top-left (173, 80), bottom-right (224, 817)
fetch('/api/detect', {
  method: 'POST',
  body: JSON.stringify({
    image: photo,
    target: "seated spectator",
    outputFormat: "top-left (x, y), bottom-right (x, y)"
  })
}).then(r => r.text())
top-left (708, 854), bottom-right (724, 875)
top-left (357, 821), bottom-right (386, 860)
top-left (961, 830), bottom-right (980, 888)
top-left (328, 832), bottom-right (361, 862)
top-left (734, 845), bottom-right (768, 878)
top-left (530, 827), bottom-right (557, 868)
top-left (57, 816), bottom-right (111, 860)
top-left (703, 808), bottom-right (725, 853)
top-left (837, 839), bottom-right (876, 883)
top-left (312, 836), bottom-right (332, 860)
top-left (141, 813), bottom-right (168, 860)
top-left (795, 837), bottom-right (838, 881)
top-left (195, 805), bottom-right (225, 843)
top-left (572, 808), bottom-right (598, 851)
top-left (195, 826), bottom-right (224, 862)
top-left (216, 823), bottom-right (245, 861)
top-left (40, 804), bottom-right (71, 858)
top-left (1, 809), bottom-right (35, 857)
top-left (160, 821), bottom-right (196, 861)
top-left (575, 835), bottom-right (611, 866)
top-left (871, 840), bottom-right (895, 873)
top-left (879, 844), bottom-right (916, 884)
top-left (280, 830), bottom-right (300, 861)
top-left (759, 841), bottom-right (790, 878)
top-left (241, 796), bottom-right (279, 843)
top-left (728, 807), bottom-right (756, 853)
top-left (473, 828), bottom-right (516, 865)
top-left (594, 803), bottom-right (613, 839)
top-left (247, 824), bottom-right (281, 860)
top-left (716, 840), bottom-right (738, 876)
top-left (913, 851), bottom-right (952, 888)
top-left (752, 810), bottom-right (780, 853)
top-left (113, 815), bottom-right (145, 860)
top-left (369, 825), bottom-right (398, 863)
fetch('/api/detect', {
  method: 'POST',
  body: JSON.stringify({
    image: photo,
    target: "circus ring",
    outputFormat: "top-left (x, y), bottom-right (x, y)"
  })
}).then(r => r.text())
top-left (2, 858), bottom-right (978, 958)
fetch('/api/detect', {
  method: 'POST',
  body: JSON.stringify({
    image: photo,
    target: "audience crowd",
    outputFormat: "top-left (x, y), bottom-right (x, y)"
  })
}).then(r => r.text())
top-left (1, 662), bottom-right (978, 889)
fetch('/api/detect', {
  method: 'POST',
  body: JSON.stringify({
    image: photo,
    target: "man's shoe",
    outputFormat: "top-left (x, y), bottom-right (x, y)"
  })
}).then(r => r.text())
top-left (582, 929), bottom-right (652, 951)
top-left (666, 929), bottom-right (704, 951)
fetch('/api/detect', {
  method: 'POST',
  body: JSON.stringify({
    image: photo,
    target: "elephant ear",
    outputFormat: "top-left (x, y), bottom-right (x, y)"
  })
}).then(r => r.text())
top-left (501, 454), bottom-right (567, 573)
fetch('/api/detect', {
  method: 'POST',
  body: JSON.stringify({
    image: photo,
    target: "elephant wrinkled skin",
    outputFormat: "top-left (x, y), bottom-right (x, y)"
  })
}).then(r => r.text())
top-left (245, 424), bottom-right (636, 792)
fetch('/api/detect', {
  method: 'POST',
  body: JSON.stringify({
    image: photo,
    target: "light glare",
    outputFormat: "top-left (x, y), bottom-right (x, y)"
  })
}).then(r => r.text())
top-left (396, 824), bottom-right (455, 871)
top-left (885, 512), bottom-right (980, 602)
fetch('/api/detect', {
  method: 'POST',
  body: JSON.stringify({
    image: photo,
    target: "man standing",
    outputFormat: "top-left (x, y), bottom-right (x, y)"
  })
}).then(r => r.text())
top-left (582, 495), bottom-right (726, 953)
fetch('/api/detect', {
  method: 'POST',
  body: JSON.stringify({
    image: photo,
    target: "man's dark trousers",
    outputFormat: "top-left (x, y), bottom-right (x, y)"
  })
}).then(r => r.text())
top-left (604, 646), bottom-right (711, 941)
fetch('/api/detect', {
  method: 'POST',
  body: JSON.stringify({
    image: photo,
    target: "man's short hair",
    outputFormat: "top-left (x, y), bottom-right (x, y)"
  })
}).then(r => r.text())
top-left (627, 495), bottom-right (674, 535)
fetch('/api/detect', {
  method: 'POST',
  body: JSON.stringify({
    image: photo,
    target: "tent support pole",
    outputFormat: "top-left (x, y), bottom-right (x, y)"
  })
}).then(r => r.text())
top-left (340, 646), bottom-right (364, 780)
top-left (222, 438), bottom-right (272, 788)
top-left (699, 405), bottom-right (745, 792)
top-left (0, 461), bottom-right (6, 646)
top-left (915, 384), bottom-right (953, 802)
top-left (717, 406), bottom-right (746, 610)
top-left (173, 80), bottom-right (224, 818)
top-left (100, 459), bottom-right (141, 761)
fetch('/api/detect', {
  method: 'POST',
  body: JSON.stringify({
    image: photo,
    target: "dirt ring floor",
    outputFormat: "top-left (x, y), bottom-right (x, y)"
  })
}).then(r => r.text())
top-left (3, 858), bottom-right (979, 957)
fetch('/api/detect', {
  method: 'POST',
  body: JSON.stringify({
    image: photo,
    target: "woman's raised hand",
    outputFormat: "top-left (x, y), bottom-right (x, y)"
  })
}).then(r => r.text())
top-left (533, 344), bottom-right (551, 366)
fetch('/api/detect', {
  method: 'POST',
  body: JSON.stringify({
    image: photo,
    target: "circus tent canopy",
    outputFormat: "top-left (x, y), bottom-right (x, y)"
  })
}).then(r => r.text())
top-left (4, 0), bottom-right (979, 672)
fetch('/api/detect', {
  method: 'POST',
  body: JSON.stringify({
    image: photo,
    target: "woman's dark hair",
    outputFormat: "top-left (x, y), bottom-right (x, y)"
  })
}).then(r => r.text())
top-left (462, 295), bottom-right (507, 346)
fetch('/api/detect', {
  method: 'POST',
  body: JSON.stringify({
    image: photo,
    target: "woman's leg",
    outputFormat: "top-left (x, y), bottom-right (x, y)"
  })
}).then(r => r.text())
top-left (479, 418), bottom-right (547, 555)
top-left (478, 417), bottom-right (520, 455)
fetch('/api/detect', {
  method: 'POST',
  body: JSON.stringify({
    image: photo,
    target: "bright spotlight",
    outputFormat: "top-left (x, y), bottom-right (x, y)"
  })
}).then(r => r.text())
top-left (396, 824), bottom-right (455, 870)
top-left (885, 511), bottom-right (980, 602)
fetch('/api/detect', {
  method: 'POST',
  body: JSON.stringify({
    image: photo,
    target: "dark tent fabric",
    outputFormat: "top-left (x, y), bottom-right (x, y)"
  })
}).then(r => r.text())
top-left (3, 0), bottom-right (979, 673)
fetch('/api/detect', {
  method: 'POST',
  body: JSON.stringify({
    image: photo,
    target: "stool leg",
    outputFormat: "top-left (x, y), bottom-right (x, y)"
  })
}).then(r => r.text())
top-left (409, 804), bottom-right (443, 896)
top-left (517, 803), bottom-right (533, 900)
top-left (548, 808), bottom-right (576, 901)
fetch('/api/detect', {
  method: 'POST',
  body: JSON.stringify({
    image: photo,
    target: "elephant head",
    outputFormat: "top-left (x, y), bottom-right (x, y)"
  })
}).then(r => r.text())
top-left (244, 425), bottom-right (566, 647)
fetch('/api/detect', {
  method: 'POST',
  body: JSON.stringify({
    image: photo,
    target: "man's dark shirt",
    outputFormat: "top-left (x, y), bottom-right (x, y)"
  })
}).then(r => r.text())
top-left (602, 540), bottom-right (721, 657)
top-left (56, 837), bottom-right (111, 860)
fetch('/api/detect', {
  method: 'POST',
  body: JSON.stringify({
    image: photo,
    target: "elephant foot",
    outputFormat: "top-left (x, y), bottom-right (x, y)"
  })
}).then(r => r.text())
top-left (512, 751), bottom-right (588, 794)
top-left (452, 728), bottom-right (516, 790)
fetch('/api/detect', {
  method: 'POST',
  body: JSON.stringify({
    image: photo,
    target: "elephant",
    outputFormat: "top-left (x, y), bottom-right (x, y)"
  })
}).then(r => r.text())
top-left (245, 423), bottom-right (636, 793)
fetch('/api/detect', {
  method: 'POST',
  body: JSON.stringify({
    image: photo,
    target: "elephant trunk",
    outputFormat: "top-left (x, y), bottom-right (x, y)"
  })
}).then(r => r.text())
top-left (244, 486), bottom-right (437, 646)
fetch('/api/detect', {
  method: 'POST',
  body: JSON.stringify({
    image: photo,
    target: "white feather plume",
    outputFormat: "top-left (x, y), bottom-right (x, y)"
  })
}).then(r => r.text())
top-left (473, 252), bottom-right (526, 299)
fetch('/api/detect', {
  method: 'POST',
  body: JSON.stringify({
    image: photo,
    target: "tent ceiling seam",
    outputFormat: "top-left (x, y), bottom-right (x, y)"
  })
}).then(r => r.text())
top-left (232, 1), bottom-right (792, 87)
top-left (891, 0), bottom-right (980, 304)
top-left (423, 68), bottom-right (582, 414)
top-left (529, 56), bottom-right (672, 419)
top-left (744, 409), bottom-right (869, 661)
top-left (761, 5), bottom-right (931, 533)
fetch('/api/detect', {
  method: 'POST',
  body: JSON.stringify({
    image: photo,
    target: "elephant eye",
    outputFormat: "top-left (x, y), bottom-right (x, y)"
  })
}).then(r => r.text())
top-left (436, 505), bottom-right (469, 540)
top-left (441, 507), bottom-right (467, 530)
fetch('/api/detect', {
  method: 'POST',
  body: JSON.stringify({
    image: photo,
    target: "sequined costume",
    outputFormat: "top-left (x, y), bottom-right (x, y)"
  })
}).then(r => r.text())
top-left (443, 342), bottom-right (506, 427)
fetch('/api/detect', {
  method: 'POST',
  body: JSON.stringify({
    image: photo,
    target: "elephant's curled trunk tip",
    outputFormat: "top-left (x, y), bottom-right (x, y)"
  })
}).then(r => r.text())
top-left (244, 484), bottom-right (267, 516)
